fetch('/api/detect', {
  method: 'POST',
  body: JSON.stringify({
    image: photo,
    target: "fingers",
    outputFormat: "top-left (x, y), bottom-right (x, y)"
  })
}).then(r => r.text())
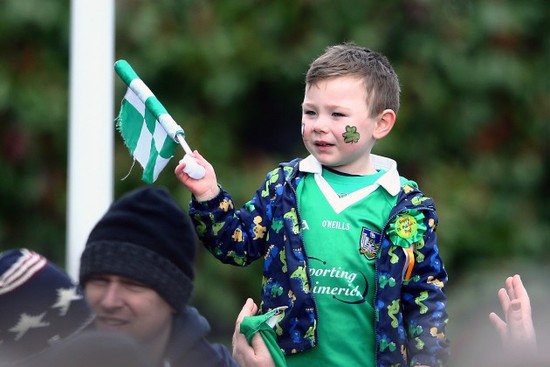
top-left (174, 160), bottom-right (185, 176)
top-left (236, 298), bottom-right (258, 325)
top-left (489, 311), bottom-right (508, 341)
top-left (233, 298), bottom-right (258, 347)
top-left (232, 299), bottom-right (252, 360)
top-left (249, 333), bottom-right (270, 354)
top-left (232, 298), bottom-right (266, 367)
top-left (507, 299), bottom-right (523, 323)
top-left (492, 274), bottom-right (538, 353)
top-left (232, 327), bottom-right (253, 366)
top-left (497, 287), bottom-right (511, 317)
top-left (504, 275), bottom-right (516, 300)
top-left (511, 274), bottom-right (529, 301)
top-left (192, 150), bottom-right (205, 161)
top-left (505, 299), bottom-right (525, 335)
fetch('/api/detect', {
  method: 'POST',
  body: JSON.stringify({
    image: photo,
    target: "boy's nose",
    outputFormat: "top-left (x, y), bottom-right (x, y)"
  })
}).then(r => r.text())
top-left (312, 116), bottom-right (330, 133)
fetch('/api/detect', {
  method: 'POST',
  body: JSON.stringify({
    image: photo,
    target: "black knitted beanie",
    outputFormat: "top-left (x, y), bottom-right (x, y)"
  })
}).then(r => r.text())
top-left (79, 186), bottom-right (197, 313)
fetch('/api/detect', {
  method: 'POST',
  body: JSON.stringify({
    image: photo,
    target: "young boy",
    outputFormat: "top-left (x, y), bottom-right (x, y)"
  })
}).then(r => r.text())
top-left (175, 42), bottom-right (450, 366)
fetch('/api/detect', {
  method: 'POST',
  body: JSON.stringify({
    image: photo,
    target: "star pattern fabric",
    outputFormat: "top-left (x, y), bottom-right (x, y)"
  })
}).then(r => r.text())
top-left (9, 312), bottom-right (50, 341)
top-left (52, 287), bottom-right (83, 316)
top-left (0, 248), bottom-right (94, 365)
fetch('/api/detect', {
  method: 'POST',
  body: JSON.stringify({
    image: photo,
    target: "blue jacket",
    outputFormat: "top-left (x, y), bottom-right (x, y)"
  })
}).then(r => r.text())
top-left (189, 157), bottom-right (450, 366)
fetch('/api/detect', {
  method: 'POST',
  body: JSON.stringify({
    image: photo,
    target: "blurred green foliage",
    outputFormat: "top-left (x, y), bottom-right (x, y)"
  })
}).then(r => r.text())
top-left (1, 0), bottom-right (549, 363)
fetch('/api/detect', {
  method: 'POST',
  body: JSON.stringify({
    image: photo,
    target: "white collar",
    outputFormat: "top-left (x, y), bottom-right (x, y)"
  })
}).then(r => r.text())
top-left (298, 154), bottom-right (401, 196)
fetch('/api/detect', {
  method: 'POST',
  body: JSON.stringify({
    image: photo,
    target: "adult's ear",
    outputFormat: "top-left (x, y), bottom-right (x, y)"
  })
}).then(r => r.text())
top-left (373, 109), bottom-right (396, 139)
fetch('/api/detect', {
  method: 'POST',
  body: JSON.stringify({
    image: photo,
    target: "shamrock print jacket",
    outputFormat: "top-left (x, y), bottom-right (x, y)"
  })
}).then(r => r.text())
top-left (188, 157), bottom-right (450, 367)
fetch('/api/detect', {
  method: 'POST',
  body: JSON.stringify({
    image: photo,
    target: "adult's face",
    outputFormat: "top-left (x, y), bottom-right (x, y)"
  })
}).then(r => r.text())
top-left (84, 274), bottom-right (173, 348)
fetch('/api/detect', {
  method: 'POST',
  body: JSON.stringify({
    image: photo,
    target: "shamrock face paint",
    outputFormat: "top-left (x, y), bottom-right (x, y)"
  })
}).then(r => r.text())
top-left (342, 125), bottom-right (360, 143)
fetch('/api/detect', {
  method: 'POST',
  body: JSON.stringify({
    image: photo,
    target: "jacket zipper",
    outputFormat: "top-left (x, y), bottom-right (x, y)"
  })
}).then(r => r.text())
top-left (286, 166), bottom-right (320, 348)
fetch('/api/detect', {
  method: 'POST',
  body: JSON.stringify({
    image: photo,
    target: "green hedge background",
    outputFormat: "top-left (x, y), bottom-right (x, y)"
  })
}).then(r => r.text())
top-left (1, 0), bottom-right (549, 364)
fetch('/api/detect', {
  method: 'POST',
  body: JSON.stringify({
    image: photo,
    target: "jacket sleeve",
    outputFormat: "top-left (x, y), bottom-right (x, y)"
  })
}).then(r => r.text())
top-left (401, 206), bottom-right (450, 367)
top-left (188, 169), bottom-right (278, 266)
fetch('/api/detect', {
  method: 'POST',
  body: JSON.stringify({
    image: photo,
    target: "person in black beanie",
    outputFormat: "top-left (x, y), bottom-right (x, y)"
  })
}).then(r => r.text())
top-left (79, 185), bottom-right (238, 367)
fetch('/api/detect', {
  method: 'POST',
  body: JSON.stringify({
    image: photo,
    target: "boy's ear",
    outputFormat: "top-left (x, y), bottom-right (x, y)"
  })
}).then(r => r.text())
top-left (373, 109), bottom-right (396, 139)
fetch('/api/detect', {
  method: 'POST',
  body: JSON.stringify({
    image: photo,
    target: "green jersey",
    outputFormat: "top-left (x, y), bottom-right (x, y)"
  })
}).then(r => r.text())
top-left (287, 163), bottom-right (399, 367)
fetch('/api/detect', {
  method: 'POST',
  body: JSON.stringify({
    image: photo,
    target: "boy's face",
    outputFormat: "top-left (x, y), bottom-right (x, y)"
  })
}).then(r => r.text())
top-left (301, 75), bottom-right (381, 175)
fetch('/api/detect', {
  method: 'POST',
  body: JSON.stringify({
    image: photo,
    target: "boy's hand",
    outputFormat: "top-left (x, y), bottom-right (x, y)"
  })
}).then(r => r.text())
top-left (174, 150), bottom-right (220, 201)
top-left (232, 298), bottom-right (275, 367)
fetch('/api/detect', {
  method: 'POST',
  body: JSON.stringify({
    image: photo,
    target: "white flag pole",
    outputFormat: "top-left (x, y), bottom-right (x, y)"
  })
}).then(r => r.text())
top-left (67, 0), bottom-right (115, 278)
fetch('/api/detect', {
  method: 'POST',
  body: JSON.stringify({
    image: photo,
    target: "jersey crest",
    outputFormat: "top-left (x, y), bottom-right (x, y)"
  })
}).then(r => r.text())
top-left (359, 227), bottom-right (381, 260)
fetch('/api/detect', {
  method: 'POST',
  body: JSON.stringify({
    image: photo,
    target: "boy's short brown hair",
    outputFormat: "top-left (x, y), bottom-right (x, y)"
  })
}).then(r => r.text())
top-left (305, 42), bottom-right (400, 117)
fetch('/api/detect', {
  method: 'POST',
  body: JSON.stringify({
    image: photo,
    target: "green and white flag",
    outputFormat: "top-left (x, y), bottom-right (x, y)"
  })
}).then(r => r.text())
top-left (114, 60), bottom-right (183, 184)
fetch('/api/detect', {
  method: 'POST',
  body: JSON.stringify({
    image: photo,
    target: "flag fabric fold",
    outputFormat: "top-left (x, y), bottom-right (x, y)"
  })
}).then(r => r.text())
top-left (114, 60), bottom-right (183, 184)
top-left (240, 308), bottom-right (287, 367)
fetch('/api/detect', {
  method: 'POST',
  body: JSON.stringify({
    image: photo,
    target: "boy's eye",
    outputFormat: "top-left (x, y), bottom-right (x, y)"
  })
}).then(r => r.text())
top-left (332, 112), bottom-right (345, 117)
top-left (303, 109), bottom-right (316, 116)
